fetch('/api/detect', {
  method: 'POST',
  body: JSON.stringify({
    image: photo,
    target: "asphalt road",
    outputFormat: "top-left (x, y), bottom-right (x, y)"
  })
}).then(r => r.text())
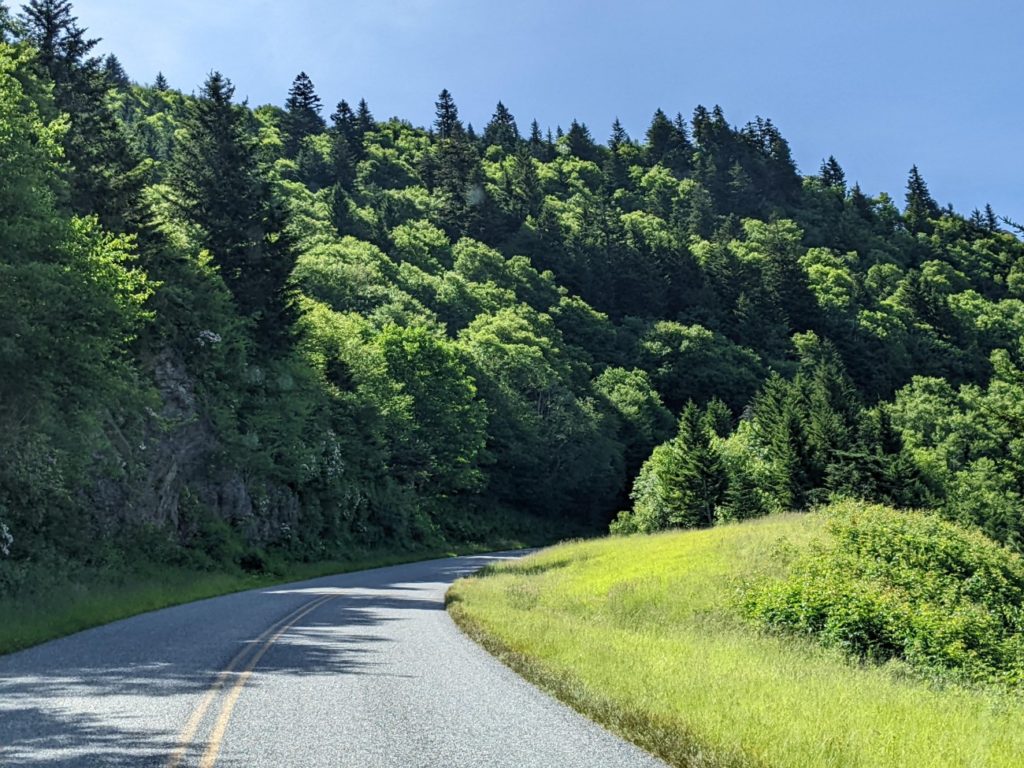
top-left (0, 553), bottom-right (667, 767)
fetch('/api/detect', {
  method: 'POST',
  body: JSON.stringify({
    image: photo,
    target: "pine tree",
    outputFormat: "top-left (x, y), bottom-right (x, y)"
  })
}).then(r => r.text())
top-left (431, 89), bottom-right (483, 238)
top-left (984, 203), bottom-right (1000, 233)
top-left (166, 72), bottom-right (294, 347)
top-left (355, 98), bottom-right (375, 136)
top-left (20, 0), bottom-right (148, 231)
top-left (604, 118), bottom-right (631, 191)
top-left (849, 183), bottom-right (873, 219)
top-left (153, 71), bottom-right (168, 91)
top-left (646, 108), bottom-right (674, 164)
top-left (904, 164), bottom-right (939, 233)
top-left (672, 402), bottom-right (729, 527)
top-left (609, 117), bottom-right (628, 150)
top-left (434, 88), bottom-right (462, 140)
top-left (282, 71), bottom-right (325, 157)
top-left (102, 53), bottom-right (128, 88)
top-left (819, 155), bottom-right (845, 189)
top-left (0, 2), bottom-right (15, 40)
top-left (482, 101), bottom-right (519, 152)
top-left (527, 119), bottom-right (544, 158)
top-left (565, 119), bottom-right (597, 161)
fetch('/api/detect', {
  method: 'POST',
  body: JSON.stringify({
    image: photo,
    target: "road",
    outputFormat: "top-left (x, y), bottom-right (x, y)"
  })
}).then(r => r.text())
top-left (0, 553), bottom-right (667, 767)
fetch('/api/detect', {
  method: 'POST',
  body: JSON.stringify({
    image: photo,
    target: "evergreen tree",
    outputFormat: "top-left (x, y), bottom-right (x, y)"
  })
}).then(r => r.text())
top-left (609, 117), bottom-right (628, 150)
top-left (673, 402), bottom-right (729, 527)
top-left (904, 164), bottom-right (940, 232)
top-left (431, 89), bottom-right (483, 238)
top-left (153, 71), bottom-right (168, 90)
top-left (565, 119), bottom-right (597, 161)
top-left (482, 100), bottom-right (519, 152)
top-left (166, 72), bottom-right (294, 347)
top-left (644, 109), bottom-right (691, 175)
top-left (331, 99), bottom-right (364, 159)
top-left (21, 0), bottom-right (148, 231)
top-left (434, 88), bottom-right (462, 139)
top-left (528, 119), bottom-right (545, 158)
top-left (282, 71), bottom-right (325, 157)
top-left (819, 155), bottom-right (845, 189)
top-left (646, 108), bottom-right (674, 163)
top-left (604, 118), bottom-right (631, 191)
top-left (102, 52), bottom-right (128, 88)
top-left (984, 203), bottom-right (1000, 233)
top-left (355, 97), bottom-right (375, 136)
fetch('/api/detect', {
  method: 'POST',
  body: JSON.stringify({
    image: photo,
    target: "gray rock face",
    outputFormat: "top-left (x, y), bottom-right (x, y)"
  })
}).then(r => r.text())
top-left (87, 350), bottom-right (302, 547)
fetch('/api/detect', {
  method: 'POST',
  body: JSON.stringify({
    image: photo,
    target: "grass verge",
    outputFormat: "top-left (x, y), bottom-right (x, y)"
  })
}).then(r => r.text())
top-left (447, 514), bottom-right (1024, 768)
top-left (1, 543), bottom-right (499, 656)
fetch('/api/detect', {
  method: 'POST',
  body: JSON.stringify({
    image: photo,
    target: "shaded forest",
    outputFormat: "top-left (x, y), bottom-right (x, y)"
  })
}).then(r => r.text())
top-left (3, 1), bottom-right (1024, 591)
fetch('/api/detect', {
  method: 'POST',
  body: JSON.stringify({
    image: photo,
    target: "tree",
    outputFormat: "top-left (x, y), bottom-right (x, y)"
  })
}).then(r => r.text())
top-left (282, 71), bottom-right (325, 157)
top-left (819, 155), bottom-right (845, 189)
top-left (625, 401), bottom-right (728, 531)
top-left (482, 100), bottom-right (519, 152)
top-left (355, 97), bottom-right (375, 136)
top-left (905, 164), bottom-right (940, 233)
top-left (20, 0), bottom-right (149, 232)
top-left (153, 71), bottom-right (168, 90)
top-left (434, 88), bottom-right (462, 140)
top-left (564, 119), bottom-right (598, 162)
top-left (102, 52), bottom-right (128, 88)
top-left (527, 119), bottom-right (553, 161)
top-left (645, 109), bottom-right (691, 175)
top-left (166, 71), bottom-right (294, 347)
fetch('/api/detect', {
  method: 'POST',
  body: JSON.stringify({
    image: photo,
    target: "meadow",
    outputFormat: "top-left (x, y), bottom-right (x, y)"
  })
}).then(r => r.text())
top-left (448, 514), bottom-right (1024, 768)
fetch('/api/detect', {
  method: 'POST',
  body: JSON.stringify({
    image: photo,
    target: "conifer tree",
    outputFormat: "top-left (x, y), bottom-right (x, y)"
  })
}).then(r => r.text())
top-left (153, 71), bottom-right (168, 90)
top-left (355, 97), bottom-right (375, 136)
top-left (482, 101), bottom-right (519, 152)
top-left (434, 88), bottom-right (462, 139)
top-left (819, 155), bottom-right (845, 189)
top-left (102, 52), bottom-right (128, 88)
top-left (282, 71), bottom-right (325, 157)
top-left (673, 402), bottom-right (729, 527)
top-left (984, 203), bottom-right (999, 232)
top-left (167, 71), bottom-right (294, 347)
top-left (904, 164), bottom-right (940, 232)
top-left (646, 108), bottom-right (674, 163)
top-left (21, 0), bottom-right (148, 231)
top-left (565, 119), bottom-right (597, 161)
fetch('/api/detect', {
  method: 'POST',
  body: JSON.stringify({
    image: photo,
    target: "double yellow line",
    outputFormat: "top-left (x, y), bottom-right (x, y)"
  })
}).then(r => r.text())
top-left (166, 595), bottom-right (337, 768)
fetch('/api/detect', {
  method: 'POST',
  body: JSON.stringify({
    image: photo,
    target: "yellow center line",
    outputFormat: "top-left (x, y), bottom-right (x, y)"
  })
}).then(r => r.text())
top-left (197, 595), bottom-right (338, 768)
top-left (165, 595), bottom-right (335, 768)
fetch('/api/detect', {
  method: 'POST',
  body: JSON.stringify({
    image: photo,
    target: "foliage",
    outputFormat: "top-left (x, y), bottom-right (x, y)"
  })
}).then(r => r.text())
top-left (743, 502), bottom-right (1024, 687)
top-left (450, 515), bottom-right (1024, 768)
top-left (4, 0), bottom-right (1024, 603)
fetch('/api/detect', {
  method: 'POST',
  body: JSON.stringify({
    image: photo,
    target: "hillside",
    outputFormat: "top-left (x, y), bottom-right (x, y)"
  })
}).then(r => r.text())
top-left (3, 1), bottom-right (1024, 637)
top-left (448, 507), bottom-right (1024, 767)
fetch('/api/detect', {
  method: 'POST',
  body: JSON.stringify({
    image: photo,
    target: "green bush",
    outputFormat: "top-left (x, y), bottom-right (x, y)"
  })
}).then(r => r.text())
top-left (742, 501), bottom-right (1024, 687)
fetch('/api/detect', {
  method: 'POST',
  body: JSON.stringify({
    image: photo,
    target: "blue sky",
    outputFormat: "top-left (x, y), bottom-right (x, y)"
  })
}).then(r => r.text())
top-left (78, 0), bottom-right (1023, 220)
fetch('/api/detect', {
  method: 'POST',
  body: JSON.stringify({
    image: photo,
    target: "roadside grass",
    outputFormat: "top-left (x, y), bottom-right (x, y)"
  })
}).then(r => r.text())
top-left (447, 514), bottom-right (1024, 768)
top-left (0, 544), bottom-right (500, 656)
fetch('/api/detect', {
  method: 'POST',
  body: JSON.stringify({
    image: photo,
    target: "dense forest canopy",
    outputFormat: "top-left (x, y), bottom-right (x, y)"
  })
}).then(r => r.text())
top-left (3, 0), bottom-right (1024, 588)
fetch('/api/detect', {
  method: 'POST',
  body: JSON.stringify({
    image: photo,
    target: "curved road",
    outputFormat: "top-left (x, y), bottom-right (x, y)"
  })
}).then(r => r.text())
top-left (0, 553), bottom-right (666, 767)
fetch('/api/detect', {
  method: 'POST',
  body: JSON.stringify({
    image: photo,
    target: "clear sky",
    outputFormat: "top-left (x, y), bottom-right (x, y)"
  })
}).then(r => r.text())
top-left (76, 0), bottom-right (1023, 220)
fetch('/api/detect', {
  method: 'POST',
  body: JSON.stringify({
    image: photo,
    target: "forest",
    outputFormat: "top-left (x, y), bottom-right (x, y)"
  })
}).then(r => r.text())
top-left (3, 0), bottom-right (1024, 598)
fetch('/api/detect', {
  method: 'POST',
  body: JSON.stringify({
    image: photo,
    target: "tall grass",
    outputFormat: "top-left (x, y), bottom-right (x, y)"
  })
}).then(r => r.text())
top-left (448, 515), bottom-right (1024, 768)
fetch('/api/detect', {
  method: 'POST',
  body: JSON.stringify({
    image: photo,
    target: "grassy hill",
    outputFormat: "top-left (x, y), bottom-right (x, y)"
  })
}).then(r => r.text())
top-left (448, 508), bottom-right (1024, 768)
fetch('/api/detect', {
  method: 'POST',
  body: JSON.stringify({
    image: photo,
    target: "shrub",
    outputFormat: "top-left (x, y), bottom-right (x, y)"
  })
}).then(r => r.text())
top-left (742, 501), bottom-right (1024, 687)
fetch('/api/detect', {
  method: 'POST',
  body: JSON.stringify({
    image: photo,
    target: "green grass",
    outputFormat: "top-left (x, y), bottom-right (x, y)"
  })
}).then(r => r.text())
top-left (0, 544), bottom-right (498, 656)
top-left (447, 514), bottom-right (1024, 768)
